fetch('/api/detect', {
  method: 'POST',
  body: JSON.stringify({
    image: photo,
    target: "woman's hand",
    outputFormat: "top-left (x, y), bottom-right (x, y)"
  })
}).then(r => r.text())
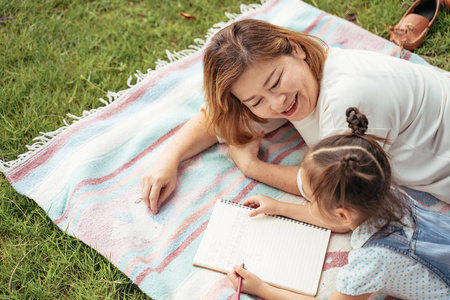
top-left (139, 110), bottom-right (219, 214)
top-left (228, 135), bottom-right (263, 176)
top-left (140, 158), bottom-right (178, 214)
top-left (243, 194), bottom-right (283, 217)
top-left (227, 265), bottom-right (268, 297)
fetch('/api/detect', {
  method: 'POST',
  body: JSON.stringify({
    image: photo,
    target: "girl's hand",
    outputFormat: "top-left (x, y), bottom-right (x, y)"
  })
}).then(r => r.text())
top-left (228, 266), bottom-right (371, 300)
top-left (243, 195), bottom-right (282, 217)
top-left (140, 158), bottom-right (178, 214)
top-left (228, 135), bottom-right (263, 176)
top-left (227, 265), bottom-right (267, 297)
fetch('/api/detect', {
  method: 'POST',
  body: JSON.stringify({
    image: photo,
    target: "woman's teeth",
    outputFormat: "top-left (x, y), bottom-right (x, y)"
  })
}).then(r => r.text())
top-left (284, 98), bottom-right (296, 113)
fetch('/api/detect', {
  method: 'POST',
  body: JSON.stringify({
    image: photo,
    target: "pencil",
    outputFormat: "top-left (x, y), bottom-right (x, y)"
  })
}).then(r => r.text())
top-left (236, 262), bottom-right (245, 300)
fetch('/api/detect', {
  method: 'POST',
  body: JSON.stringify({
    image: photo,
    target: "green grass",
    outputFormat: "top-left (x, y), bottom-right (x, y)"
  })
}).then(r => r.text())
top-left (1, 0), bottom-right (449, 298)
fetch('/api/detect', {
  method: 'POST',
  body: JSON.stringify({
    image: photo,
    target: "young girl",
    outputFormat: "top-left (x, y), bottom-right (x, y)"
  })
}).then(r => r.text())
top-left (227, 107), bottom-right (450, 299)
top-left (141, 18), bottom-right (450, 214)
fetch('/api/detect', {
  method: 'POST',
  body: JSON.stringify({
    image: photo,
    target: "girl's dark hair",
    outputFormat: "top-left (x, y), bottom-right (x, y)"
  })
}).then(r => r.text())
top-left (302, 107), bottom-right (410, 230)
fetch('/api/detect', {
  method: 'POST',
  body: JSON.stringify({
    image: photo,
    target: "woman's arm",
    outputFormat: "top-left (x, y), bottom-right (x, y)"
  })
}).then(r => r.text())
top-left (228, 138), bottom-right (300, 195)
top-left (141, 110), bottom-right (218, 214)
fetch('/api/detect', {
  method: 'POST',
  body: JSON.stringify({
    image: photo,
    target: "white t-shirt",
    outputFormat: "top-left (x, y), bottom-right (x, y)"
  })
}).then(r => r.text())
top-left (336, 214), bottom-right (450, 299)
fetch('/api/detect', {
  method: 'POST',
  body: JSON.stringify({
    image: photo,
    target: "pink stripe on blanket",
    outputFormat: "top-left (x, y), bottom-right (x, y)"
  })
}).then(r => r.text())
top-left (323, 251), bottom-right (349, 271)
top-left (263, 131), bottom-right (301, 153)
top-left (304, 12), bottom-right (327, 34)
top-left (234, 180), bottom-right (259, 203)
top-left (155, 221), bottom-right (209, 274)
top-left (134, 266), bottom-right (156, 286)
top-left (315, 16), bottom-right (336, 38)
top-left (268, 139), bottom-right (305, 165)
top-left (54, 123), bottom-right (184, 225)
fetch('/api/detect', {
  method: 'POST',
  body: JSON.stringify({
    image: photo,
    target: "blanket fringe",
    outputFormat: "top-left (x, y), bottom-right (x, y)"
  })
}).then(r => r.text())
top-left (0, 1), bottom-right (267, 173)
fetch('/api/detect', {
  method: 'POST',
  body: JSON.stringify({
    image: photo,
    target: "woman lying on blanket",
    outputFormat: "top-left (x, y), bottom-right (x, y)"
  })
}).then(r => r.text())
top-left (141, 19), bottom-right (450, 214)
top-left (227, 107), bottom-right (450, 300)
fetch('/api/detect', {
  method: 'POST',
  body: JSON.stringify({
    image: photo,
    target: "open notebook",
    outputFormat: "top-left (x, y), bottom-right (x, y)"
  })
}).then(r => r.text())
top-left (193, 199), bottom-right (331, 296)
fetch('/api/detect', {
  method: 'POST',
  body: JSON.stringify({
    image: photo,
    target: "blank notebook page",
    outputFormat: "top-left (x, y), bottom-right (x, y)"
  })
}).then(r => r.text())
top-left (193, 199), bottom-right (331, 296)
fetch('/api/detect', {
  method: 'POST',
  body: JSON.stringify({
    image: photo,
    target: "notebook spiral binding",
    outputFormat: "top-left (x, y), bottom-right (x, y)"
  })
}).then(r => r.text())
top-left (220, 199), bottom-right (252, 209)
top-left (220, 199), bottom-right (328, 231)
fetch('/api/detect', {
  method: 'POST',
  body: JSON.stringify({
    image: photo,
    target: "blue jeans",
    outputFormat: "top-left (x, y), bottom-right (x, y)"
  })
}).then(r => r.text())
top-left (363, 199), bottom-right (450, 287)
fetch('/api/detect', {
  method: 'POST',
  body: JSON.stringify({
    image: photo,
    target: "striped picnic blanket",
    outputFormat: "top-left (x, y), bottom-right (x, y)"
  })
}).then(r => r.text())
top-left (2, 0), bottom-right (448, 299)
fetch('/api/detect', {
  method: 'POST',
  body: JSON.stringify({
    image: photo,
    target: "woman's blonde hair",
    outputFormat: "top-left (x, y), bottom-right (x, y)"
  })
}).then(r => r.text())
top-left (203, 19), bottom-right (328, 145)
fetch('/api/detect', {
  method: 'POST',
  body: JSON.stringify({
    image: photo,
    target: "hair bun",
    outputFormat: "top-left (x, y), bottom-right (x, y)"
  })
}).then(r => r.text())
top-left (346, 107), bottom-right (368, 135)
top-left (340, 154), bottom-right (358, 171)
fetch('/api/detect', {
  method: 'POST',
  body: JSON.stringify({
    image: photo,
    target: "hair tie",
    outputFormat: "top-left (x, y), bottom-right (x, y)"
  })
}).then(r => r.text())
top-left (346, 107), bottom-right (368, 135)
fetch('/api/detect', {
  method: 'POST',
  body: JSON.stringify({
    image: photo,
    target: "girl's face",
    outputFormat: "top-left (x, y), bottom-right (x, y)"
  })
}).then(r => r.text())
top-left (299, 166), bottom-right (345, 227)
top-left (299, 167), bottom-right (323, 221)
top-left (231, 43), bottom-right (319, 122)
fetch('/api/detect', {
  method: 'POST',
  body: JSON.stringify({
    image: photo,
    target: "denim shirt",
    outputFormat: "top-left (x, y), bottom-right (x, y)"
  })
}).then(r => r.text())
top-left (363, 199), bottom-right (450, 288)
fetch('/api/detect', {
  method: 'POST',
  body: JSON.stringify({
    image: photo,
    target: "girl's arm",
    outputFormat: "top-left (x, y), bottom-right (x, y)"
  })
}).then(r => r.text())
top-left (228, 265), bottom-right (371, 300)
top-left (141, 110), bottom-right (218, 214)
top-left (244, 195), bottom-right (350, 233)
top-left (228, 137), bottom-right (300, 195)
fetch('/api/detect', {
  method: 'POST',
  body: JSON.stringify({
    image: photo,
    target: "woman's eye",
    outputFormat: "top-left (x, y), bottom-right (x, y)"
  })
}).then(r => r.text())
top-left (252, 99), bottom-right (262, 107)
top-left (271, 76), bottom-right (281, 89)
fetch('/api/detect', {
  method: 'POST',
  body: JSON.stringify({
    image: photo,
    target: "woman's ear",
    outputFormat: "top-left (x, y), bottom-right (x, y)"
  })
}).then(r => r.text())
top-left (289, 39), bottom-right (307, 60)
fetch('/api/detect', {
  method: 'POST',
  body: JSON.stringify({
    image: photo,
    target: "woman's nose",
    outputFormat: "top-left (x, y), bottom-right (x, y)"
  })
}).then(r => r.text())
top-left (270, 93), bottom-right (286, 110)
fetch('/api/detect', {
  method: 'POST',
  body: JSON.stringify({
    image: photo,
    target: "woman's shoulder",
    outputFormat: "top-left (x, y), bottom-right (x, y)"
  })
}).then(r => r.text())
top-left (324, 47), bottom-right (416, 76)
top-left (326, 47), bottom-right (382, 62)
top-left (319, 50), bottom-right (408, 117)
top-left (321, 48), bottom-right (382, 88)
top-left (327, 47), bottom-right (397, 60)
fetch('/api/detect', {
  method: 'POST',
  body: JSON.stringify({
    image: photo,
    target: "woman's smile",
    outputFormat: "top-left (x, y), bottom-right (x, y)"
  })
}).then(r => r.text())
top-left (282, 94), bottom-right (298, 116)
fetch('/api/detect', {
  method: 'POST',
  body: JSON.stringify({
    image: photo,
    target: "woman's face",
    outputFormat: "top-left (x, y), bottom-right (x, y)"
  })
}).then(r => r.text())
top-left (231, 43), bottom-right (319, 122)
